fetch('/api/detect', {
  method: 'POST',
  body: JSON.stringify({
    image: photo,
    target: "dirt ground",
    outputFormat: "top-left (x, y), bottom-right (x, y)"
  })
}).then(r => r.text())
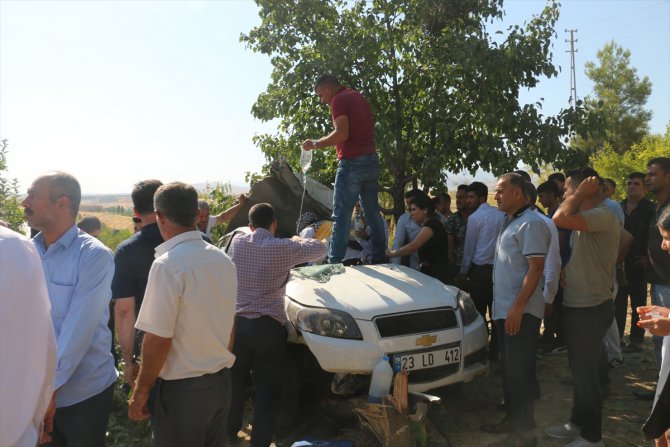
top-left (278, 334), bottom-right (659, 447)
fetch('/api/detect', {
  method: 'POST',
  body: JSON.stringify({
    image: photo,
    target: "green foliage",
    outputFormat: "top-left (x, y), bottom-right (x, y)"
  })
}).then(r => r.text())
top-left (583, 41), bottom-right (652, 154)
top-left (591, 125), bottom-right (670, 200)
top-left (106, 385), bottom-right (152, 446)
top-left (202, 182), bottom-right (236, 242)
top-left (0, 140), bottom-right (25, 232)
top-left (242, 0), bottom-right (597, 219)
top-left (98, 225), bottom-right (133, 251)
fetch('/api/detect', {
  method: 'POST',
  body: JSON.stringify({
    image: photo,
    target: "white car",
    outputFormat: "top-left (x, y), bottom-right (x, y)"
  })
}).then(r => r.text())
top-left (285, 263), bottom-right (489, 393)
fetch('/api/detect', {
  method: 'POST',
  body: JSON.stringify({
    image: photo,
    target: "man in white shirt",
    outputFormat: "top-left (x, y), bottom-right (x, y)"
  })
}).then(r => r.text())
top-left (457, 181), bottom-right (505, 359)
top-left (391, 188), bottom-right (423, 270)
top-left (128, 182), bottom-right (237, 447)
top-left (197, 194), bottom-right (247, 240)
top-left (0, 226), bottom-right (57, 447)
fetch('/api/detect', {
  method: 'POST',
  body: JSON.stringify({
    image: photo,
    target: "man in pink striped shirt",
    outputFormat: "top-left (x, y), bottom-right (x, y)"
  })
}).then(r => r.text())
top-left (227, 203), bottom-right (327, 447)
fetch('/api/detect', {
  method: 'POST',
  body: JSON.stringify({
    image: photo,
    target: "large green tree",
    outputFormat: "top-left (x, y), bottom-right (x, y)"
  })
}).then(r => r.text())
top-left (244, 0), bottom-right (594, 219)
top-left (0, 140), bottom-right (24, 232)
top-left (583, 41), bottom-right (652, 154)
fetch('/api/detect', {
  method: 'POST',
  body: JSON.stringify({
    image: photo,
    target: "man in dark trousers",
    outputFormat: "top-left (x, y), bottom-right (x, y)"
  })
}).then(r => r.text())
top-left (227, 203), bottom-right (327, 447)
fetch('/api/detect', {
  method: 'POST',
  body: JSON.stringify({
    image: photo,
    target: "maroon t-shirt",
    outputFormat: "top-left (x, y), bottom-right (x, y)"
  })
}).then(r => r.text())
top-left (329, 87), bottom-right (376, 160)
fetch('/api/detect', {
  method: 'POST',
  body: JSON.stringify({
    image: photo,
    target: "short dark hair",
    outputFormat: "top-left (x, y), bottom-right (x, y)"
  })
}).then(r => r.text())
top-left (603, 178), bottom-right (616, 190)
top-left (548, 172), bottom-right (565, 183)
top-left (628, 172), bottom-right (646, 181)
top-left (659, 207), bottom-right (670, 231)
top-left (465, 181), bottom-right (488, 199)
top-left (154, 182), bottom-right (198, 228)
top-left (404, 188), bottom-right (424, 200)
top-left (537, 180), bottom-right (560, 197)
top-left (565, 167), bottom-right (600, 185)
top-left (524, 181), bottom-right (537, 205)
top-left (77, 216), bottom-right (102, 234)
top-left (132, 179), bottom-right (162, 215)
top-left (43, 172), bottom-right (81, 218)
top-left (315, 74), bottom-right (340, 89)
top-left (513, 170), bottom-right (532, 183)
top-left (648, 157), bottom-right (670, 173)
top-left (457, 184), bottom-right (468, 191)
top-left (198, 200), bottom-right (210, 211)
top-left (249, 203), bottom-right (276, 229)
top-left (132, 216), bottom-right (141, 223)
top-left (409, 194), bottom-right (436, 217)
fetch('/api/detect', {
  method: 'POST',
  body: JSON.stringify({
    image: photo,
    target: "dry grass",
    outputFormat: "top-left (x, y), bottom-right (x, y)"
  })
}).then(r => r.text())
top-left (80, 211), bottom-right (134, 232)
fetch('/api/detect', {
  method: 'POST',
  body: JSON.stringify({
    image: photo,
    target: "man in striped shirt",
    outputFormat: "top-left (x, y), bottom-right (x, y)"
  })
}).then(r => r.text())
top-left (227, 203), bottom-right (327, 447)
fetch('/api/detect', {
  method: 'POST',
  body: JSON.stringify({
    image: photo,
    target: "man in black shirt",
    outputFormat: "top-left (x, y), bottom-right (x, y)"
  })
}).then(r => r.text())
top-left (616, 172), bottom-right (655, 347)
top-left (646, 158), bottom-right (670, 369)
top-left (112, 179), bottom-right (164, 388)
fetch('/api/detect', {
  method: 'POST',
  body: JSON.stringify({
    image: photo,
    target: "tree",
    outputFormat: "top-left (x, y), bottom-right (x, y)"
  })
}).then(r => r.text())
top-left (0, 140), bottom-right (24, 232)
top-left (243, 0), bottom-right (595, 219)
top-left (591, 124), bottom-right (670, 201)
top-left (583, 41), bottom-right (652, 154)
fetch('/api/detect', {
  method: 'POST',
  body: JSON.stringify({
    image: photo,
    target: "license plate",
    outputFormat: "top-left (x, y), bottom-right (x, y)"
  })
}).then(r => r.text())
top-left (398, 346), bottom-right (461, 371)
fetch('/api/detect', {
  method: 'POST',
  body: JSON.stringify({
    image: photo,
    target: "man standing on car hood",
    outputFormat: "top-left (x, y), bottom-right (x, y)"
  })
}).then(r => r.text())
top-left (302, 73), bottom-right (387, 264)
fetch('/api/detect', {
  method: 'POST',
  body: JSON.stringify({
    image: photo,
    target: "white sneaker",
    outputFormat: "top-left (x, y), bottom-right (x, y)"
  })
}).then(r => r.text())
top-left (546, 422), bottom-right (581, 439)
top-left (564, 436), bottom-right (605, 447)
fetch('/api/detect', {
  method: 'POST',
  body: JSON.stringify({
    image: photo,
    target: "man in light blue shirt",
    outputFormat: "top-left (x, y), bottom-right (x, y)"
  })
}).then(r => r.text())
top-left (457, 181), bottom-right (505, 359)
top-left (391, 188), bottom-right (422, 270)
top-left (22, 172), bottom-right (117, 447)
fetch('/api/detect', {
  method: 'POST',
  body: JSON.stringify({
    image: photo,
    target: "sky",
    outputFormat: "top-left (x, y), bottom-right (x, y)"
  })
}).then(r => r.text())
top-left (1, 0), bottom-right (668, 194)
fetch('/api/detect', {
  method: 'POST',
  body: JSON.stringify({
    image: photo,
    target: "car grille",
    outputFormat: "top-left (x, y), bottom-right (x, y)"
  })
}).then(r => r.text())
top-left (374, 308), bottom-right (458, 338)
top-left (408, 363), bottom-right (460, 384)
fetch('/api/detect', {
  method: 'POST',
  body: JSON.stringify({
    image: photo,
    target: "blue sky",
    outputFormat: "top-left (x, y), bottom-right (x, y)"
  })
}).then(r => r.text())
top-left (1, 0), bottom-right (668, 194)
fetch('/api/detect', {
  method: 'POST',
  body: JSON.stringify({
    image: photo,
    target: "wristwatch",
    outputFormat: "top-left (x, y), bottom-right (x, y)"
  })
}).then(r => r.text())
top-left (312, 140), bottom-right (318, 148)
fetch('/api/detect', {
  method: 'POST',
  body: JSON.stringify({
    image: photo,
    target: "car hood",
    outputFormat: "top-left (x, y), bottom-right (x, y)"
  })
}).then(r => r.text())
top-left (286, 264), bottom-right (459, 320)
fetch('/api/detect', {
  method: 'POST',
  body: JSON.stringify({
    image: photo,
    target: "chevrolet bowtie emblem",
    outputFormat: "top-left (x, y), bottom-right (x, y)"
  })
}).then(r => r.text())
top-left (415, 335), bottom-right (437, 347)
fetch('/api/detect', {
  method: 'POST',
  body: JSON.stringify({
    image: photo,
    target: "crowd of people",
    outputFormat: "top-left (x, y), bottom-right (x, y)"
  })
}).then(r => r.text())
top-left (0, 71), bottom-right (669, 447)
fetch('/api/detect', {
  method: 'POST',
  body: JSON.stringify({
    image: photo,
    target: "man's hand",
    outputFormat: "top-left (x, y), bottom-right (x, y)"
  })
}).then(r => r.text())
top-left (559, 268), bottom-right (567, 289)
top-left (237, 194), bottom-right (247, 207)
top-left (505, 303), bottom-right (524, 336)
top-left (39, 394), bottom-right (56, 444)
top-left (128, 389), bottom-right (150, 421)
top-left (544, 303), bottom-right (554, 317)
top-left (123, 362), bottom-right (139, 389)
top-left (301, 140), bottom-right (315, 151)
top-left (575, 176), bottom-right (601, 199)
top-left (655, 427), bottom-right (670, 447)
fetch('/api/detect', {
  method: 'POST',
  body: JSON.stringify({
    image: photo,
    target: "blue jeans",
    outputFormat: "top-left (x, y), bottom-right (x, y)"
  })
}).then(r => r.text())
top-left (496, 314), bottom-right (541, 435)
top-left (651, 284), bottom-right (670, 368)
top-left (329, 153), bottom-right (385, 264)
top-left (564, 300), bottom-right (614, 443)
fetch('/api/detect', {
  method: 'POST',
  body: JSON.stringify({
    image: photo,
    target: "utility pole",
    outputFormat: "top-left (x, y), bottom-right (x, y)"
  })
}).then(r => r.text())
top-left (565, 29), bottom-right (578, 109)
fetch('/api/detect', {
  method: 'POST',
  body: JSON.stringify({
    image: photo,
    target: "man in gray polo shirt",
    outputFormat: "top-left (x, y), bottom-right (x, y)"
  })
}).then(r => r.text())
top-left (481, 173), bottom-right (549, 447)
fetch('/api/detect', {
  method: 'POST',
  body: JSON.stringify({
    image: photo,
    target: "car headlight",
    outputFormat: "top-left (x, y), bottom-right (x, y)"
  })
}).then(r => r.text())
top-left (458, 290), bottom-right (479, 326)
top-left (286, 300), bottom-right (362, 340)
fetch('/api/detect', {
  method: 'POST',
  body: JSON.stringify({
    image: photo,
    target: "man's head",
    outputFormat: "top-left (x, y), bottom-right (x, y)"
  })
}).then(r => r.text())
top-left (197, 200), bottom-right (211, 233)
top-left (455, 184), bottom-right (469, 212)
top-left (22, 171), bottom-right (81, 232)
top-left (404, 188), bottom-right (424, 209)
top-left (432, 191), bottom-right (451, 214)
top-left (602, 178), bottom-right (616, 198)
top-left (524, 181), bottom-right (538, 209)
top-left (131, 179), bottom-right (163, 216)
top-left (494, 173), bottom-right (527, 214)
top-left (626, 172), bottom-right (647, 200)
top-left (513, 170), bottom-right (532, 183)
top-left (564, 167), bottom-right (601, 201)
top-left (658, 207), bottom-right (670, 253)
top-left (154, 182), bottom-right (199, 238)
top-left (465, 182), bottom-right (488, 211)
top-left (314, 74), bottom-right (342, 105)
top-left (646, 157), bottom-right (670, 196)
top-left (548, 172), bottom-right (566, 193)
top-left (248, 203), bottom-right (277, 234)
top-left (77, 216), bottom-right (102, 238)
top-left (537, 180), bottom-right (561, 210)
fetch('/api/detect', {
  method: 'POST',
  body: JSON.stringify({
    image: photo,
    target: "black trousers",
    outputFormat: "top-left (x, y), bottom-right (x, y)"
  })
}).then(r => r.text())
top-left (469, 264), bottom-right (498, 358)
top-left (614, 264), bottom-right (647, 342)
top-left (46, 383), bottom-right (114, 447)
top-left (228, 316), bottom-right (287, 447)
top-left (152, 368), bottom-right (231, 447)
